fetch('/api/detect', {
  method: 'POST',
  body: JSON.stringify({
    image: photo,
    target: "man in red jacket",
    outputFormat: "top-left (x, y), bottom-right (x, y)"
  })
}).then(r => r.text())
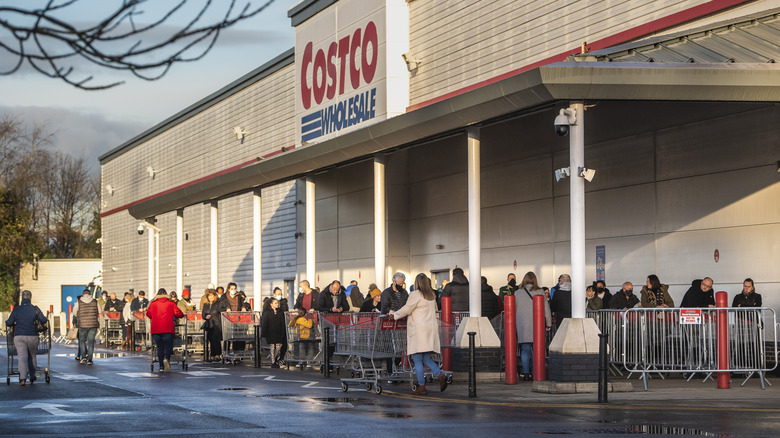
top-left (146, 289), bottom-right (184, 372)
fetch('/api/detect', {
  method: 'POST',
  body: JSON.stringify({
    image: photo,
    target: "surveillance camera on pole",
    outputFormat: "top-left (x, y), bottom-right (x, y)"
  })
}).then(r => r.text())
top-left (554, 108), bottom-right (577, 137)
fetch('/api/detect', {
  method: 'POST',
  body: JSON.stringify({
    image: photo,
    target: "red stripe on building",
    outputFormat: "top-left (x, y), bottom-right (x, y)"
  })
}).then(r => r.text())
top-left (407, 0), bottom-right (752, 112)
top-left (100, 146), bottom-right (296, 218)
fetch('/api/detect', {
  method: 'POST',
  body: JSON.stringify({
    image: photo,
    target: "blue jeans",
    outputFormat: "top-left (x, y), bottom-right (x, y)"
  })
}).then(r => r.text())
top-left (412, 352), bottom-right (441, 386)
top-left (153, 333), bottom-right (174, 365)
top-left (520, 343), bottom-right (533, 374)
top-left (78, 327), bottom-right (98, 361)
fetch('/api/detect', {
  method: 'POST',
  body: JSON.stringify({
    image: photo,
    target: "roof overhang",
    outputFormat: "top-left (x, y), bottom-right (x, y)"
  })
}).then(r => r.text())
top-left (127, 61), bottom-right (780, 219)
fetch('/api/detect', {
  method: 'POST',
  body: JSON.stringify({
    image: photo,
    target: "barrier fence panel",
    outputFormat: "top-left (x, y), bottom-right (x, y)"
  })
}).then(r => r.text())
top-left (620, 307), bottom-right (777, 391)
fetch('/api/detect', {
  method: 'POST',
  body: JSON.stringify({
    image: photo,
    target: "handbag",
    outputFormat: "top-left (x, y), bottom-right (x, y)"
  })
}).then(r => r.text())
top-left (33, 308), bottom-right (47, 333)
top-left (66, 327), bottom-right (79, 340)
top-left (200, 318), bottom-right (212, 330)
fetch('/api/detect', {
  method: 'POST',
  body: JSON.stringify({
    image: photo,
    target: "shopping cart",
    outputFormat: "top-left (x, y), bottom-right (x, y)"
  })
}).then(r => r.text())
top-left (284, 311), bottom-right (320, 369)
top-left (150, 321), bottom-right (188, 371)
top-left (221, 311), bottom-right (260, 365)
top-left (5, 314), bottom-right (51, 385)
top-left (319, 312), bottom-right (353, 374)
top-left (101, 312), bottom-right (123, 348)
top-left (132, 311), bottom-right (151, 350)
top-left (337, 312), bottom-right (381, 377)
top-left (183, 312), bottom-right (205, 356)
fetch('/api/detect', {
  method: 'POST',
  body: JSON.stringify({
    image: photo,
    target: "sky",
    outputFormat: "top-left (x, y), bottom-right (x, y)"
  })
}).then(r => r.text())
top-left (0, 0), bottom-right (300, 172)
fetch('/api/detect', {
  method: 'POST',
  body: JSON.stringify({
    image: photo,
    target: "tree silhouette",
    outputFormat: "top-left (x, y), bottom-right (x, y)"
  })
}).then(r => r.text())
top-left (0, 0), bottom-right (275, 90)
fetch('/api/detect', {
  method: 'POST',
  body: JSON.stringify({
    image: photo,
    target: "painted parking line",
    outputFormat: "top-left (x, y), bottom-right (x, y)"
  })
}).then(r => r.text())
top-left (116, 372), bottom-right (160, 379)
top-left (53, 374), bottom-right (100, 381)
top-left (380, 390), bottom-right (780, 413)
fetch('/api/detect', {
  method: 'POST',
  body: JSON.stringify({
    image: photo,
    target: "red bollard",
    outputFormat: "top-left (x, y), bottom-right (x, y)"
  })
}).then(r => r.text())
top-left (249, 298), bottom-right (255, 311)
top-left (441, 296), bottom-right (452, 371)
top-left (716, 291), bottom-right (730, 389)
top-left (9, 305), bottom-right (14, 312)
top-left (504, 295), bottom-right (517, 384)
top-left (533, 295), bottom-right (546, 381)
top-left (68, 304), bottom-right (73, 329)
top-left (49, 304), bottom-right (54, 314)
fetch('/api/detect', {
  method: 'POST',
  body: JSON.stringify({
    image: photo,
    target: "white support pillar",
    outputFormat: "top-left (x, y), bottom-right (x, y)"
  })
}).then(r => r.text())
top-left (467, 127), bottom-right (482, 318)
top-left (210, 201), bottom-right (218, 288)
top-left (176, 209), bottom-right (183, 294)
top-left (569, 102), bottom-right (586, 319)
top-left (147, 224), bottom-right (155, 296)
top-left (305, 176), bottom-right (316, 287)
top-left (253, 189), bottom-right (262, 311)
top-left (154, 229), bottom-right (159, 294)
top-left (373, 154), bottom-right (386, 290)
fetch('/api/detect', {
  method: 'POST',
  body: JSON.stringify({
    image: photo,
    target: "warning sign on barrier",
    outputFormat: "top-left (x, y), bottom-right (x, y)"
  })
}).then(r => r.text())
top-left (680, 308), bottom-right (702, 324)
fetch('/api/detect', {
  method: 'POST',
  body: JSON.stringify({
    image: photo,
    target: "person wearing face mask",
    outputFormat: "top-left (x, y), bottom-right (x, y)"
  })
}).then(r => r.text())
top-left (610, 282), bottom-right (640, 309)
top-left (216, 282), bottom-right (247, 354)
top-left (294, 280), bottom-right (319, 313)
top-left (515, 271), bottom-right (551, 381)
top-left (271, 287), bottom-right (290, 312)
top-left (593, 280), bottom-right (612, 309)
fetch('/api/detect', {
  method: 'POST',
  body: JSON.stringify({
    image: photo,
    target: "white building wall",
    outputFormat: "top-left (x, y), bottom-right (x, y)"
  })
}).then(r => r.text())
top-left (261, 181), bottom-right (298, 297)
top-left (407, 0), bottom-right (722, 107)
top-left (19, 259), bottom-right (102, 313)
top-left (102, 211), bottom-right (146, 296)
top-left (218, 193), bottom-right (254, 294)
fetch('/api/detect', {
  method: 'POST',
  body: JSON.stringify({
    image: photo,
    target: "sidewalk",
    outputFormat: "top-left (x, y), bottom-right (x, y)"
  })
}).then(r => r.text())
top-left (394, 372), bottom-right (780, 410)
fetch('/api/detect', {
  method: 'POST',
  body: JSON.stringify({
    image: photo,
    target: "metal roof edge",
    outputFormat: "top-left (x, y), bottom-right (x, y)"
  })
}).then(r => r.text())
top-left (288, 0), bottom-right (339, 27)
top-left (98, 48), bottom-right (295, 164)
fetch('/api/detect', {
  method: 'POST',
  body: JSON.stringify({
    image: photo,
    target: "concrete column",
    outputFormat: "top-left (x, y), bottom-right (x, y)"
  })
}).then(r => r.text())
top-left (147, 223), bottom-right (154, 296)
top-left (569, 102), bottom-right (586, 319)
top-left (176, 209), bottom-right (183, 294)
top-left (305, 176), bottom-right (316, 287)
top-left (253, 189), bottom-right (262, 311)
top-left (467, 127), bottom-right (481, 318)
top-left (210, 201), bottom-right (218, 287)
top-left (374, 154), bottom-right (386, 289)
top-left (154, 230), bottom-right (159, 294)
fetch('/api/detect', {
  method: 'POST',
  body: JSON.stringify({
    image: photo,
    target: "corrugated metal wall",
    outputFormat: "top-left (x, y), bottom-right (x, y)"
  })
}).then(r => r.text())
top-left (261, 181), bottom-right (298, 296)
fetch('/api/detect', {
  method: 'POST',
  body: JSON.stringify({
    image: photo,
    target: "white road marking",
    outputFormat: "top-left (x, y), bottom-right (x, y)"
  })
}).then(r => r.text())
top-left (116, 372), bottom-right (160, 378)
top-left (23, 403), bottom-right (75, 416)
top-left (53, 374), bottom-right (100, 381)
top-left (181, 370), bottom-right (230, 377)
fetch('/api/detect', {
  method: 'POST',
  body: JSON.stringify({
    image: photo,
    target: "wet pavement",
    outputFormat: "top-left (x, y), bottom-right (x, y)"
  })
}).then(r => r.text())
top-left (1, 338), bottom-right (779, 436)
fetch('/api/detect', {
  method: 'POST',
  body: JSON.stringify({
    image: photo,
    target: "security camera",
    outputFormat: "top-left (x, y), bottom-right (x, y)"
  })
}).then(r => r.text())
top-left (137, 224), bottom-right (144, 235)
top-left (554, 108), bottom-right (577, 137)
top-left (554, 114), bottom-right (570, 136)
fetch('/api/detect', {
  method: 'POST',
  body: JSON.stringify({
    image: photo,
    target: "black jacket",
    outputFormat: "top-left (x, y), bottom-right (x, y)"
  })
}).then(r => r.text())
top-left (550, 289), bottom-right (572, 319)
top-left (480, 283), bottom-right (500, 320)
top-left (216, 292), bottom-right (246, 314)
top-left (316, 289), bottom-right (350, 313)
top-left (441, 272), bottom-right (469, 311)
top-left (201, 302), bottom-right (222, 330)
top-left (680, 279), bottom-right (715, 308)
top-left (733, 292), bottom-right (762, 308)
top-left (596, 288), bottom-right (613, 309)
top-left (130, 297), bottom-right (149, 311)
top-left (380, 286), bottom-right (409, 314)
top-left (104, 298), bottom-right (123, 312)
top-left (360, 299), bottom-right (380, 313)
top-left (294, 290), bottom-right (320, 311)
top-left (261, 308), bottom-right (287, 344)
top-left (610, 289), bottom-right (640, 309)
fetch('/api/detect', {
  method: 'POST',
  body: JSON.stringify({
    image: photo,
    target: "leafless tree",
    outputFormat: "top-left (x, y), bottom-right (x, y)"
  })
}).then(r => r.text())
top-left (0, 0), bottom-right (275, 89)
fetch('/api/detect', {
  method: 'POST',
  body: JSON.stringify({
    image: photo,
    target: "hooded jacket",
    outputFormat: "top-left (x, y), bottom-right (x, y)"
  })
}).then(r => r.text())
top-left (441, 271), bottom-right (469, 312)
top-left (480, 282), bottom-right (500, 320)
top-left (5, 299), bottom-right (47, 336)
top-left (146, 295), bottom-right (184, 334)
top-left (346, 285), bottom-right (365, 310)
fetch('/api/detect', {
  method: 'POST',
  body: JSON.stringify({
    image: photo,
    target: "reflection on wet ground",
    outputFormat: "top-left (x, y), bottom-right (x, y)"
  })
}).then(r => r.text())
top-left (537, 424), bottom-right (727, 436)
top-left (54, 353), bottom-right (130, 358)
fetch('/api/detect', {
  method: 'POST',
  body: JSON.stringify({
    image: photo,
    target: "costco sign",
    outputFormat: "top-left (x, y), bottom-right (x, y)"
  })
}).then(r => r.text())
top-left (294, 0), bottom-right (409, 145)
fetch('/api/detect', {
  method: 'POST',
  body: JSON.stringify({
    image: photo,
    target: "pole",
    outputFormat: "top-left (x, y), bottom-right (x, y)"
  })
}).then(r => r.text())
top-left (468, 331), bottom-right (477, 398)
top-left (254, 325), bottom-right (261, 368)
top-left (504, 295), bottom-right (517, 384)
top-left (441, 296), bottom-right (453, 371)
top-left (532, 295), bottom-right (546, 381)
top-left (249, 299), bottom-right (255, 311)
top-left (467, 128), bottom-right (482, 317)
top-left (67, 304), bottom-right (72, 329)
top-left (324, 327), bottom-right (331, 378)
top-left (374, 154), bottom-right (386, 289)
top-left (598, 333), bottom-right (608, 403)
top-left (305, 176), bottom-right (316, 286)
top-left (569, 102), bottom-right (586, 319)
top-left (716, 291), bottom-right (730, 389)
top-left (204, 326), bottom-right (209, 362)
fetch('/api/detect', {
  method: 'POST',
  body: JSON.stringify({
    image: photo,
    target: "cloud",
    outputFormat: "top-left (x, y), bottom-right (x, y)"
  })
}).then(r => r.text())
top-left (0, 105), bottom-right (147, 173)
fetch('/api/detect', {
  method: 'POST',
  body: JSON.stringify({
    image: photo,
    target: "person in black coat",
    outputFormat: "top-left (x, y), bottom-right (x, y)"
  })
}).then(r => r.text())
top-left (441, 268), bottom-right (469, 312)
top-left (594, 280), bottom-right (612, 309)
top-left (360, 289), bottom-right (382, 312)
top-left (550, 279), bottom-right (572, 328)
top-left (316, 281), bottom-right (350, 313)
top-left (480, 276), bottom-right (500, 320)
top-left (610, 282), bottom-right (640, 309)
top-left (680, 278), bottom-right (715, 308)
top-left (271, 287), bottom-right (290, 312)
top-left (733, 278), bottom-right (762, 307)
top-left (261, 298), bottom-right (287, 368)
top-left (381, 272), bottom-right (409, 314)
top-left (201, 291), bottom-right (222, 361)
top-left (294, 280), bottom-right (319, 313)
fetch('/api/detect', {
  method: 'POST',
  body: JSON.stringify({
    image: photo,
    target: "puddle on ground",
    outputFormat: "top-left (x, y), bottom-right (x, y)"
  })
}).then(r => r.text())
top-left (537, 425), bottom-right (727, 436)
top-left (218, 387), bottom-right (251, 391)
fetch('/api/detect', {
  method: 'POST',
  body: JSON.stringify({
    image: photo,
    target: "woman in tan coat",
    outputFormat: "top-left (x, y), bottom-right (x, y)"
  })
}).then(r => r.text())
top-left (390, 273), bottom-right (447, 395)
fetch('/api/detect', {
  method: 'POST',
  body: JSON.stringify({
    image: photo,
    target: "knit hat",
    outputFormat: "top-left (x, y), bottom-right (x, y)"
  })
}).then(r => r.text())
top-left (182, 288), bottom-right (190, 298)
top-left (370, 288), bottom-right (381, 299)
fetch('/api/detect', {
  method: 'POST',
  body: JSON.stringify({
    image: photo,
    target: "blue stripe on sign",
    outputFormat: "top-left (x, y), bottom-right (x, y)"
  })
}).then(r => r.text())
top-left (302, 130), bottom-right (322, 142)
top-left (301, 111), bottom-right (321, 124)
top-left (301, 119), bottom-right (321, 133)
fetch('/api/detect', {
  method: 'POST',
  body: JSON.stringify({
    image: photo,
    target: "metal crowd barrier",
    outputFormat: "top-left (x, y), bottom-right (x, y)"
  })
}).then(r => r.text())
top-left (616, 307), bottom-right (778, 390)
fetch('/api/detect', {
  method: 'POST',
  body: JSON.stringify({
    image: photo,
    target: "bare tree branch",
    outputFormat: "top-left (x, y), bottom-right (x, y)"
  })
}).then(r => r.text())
top-left (0, 0), bottom-right (276, 90)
